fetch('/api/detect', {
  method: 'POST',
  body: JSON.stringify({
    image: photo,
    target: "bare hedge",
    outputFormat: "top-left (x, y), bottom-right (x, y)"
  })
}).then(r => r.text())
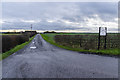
top-left (2, 35), bottom-right (29, 53)
top-left (1, 31), bottom-right (37, 53)
top-left (54, 34), bottom-right (120, 50)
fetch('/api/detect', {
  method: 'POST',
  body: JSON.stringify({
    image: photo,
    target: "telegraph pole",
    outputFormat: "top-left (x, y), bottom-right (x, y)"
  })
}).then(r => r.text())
top-left (31, 24), bottom-right (32, 31)
top-left (31, 24), bottom-right (32, 36)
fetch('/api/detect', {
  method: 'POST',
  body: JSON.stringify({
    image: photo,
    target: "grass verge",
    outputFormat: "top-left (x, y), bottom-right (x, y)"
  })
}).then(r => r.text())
top-left (41, 34), bottom-right (119, 56)
top-left (0, 35), bottom-right (36, 61)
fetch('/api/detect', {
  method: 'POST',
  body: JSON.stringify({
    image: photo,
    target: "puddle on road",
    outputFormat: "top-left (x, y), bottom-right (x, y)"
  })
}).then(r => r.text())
top-left (30, 47), bottom-right (36, 49)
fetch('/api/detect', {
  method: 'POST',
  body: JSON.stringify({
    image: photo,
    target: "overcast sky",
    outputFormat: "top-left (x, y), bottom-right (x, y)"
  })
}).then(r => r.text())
top-left (1, 2), bottom-right (118, 32)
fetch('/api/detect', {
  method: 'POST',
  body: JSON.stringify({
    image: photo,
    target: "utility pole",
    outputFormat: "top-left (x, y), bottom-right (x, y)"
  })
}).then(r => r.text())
top-left (31, 24), bottom-right (32, 36)
top-left (31, 24), bottom-right (32, 31)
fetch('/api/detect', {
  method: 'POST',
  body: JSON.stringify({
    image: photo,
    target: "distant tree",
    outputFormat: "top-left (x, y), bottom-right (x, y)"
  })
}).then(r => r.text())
top-left (44, 31), bottom-right (56, 34)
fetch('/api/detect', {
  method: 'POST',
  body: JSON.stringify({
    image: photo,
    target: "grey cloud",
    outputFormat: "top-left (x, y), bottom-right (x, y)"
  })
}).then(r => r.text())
top-left (2, 2), bottom-right (118, 32)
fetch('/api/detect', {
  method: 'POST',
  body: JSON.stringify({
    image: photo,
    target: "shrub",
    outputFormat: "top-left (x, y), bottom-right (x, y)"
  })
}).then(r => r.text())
top-left (54, 34), bottom-right (120, 50)
top-left (2, 35), bottom-right (29, 53)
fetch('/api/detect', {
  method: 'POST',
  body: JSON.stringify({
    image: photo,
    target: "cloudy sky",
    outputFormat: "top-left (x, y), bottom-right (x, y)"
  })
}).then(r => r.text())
top-left (1, 2), bottom-right (118, 32)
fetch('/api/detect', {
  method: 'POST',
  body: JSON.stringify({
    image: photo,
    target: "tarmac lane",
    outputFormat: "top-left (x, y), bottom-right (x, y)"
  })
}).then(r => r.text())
top-left (2, 34), bottom-right (118, 78)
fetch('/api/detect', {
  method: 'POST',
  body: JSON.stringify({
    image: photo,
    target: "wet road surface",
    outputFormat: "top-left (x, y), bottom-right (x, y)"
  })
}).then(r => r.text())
top-left (2, 34), bottom-right (118, 78)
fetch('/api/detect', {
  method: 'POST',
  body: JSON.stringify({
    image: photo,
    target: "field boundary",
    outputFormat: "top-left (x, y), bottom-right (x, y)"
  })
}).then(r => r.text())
top-left (0, 35), bottom-right (36, 60)
top-left (41, 34), bottom-right (119, 57)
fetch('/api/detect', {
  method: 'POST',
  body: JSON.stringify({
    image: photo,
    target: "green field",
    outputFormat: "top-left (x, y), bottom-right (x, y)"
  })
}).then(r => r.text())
top-left (41, 33), bottom-right (120, 56)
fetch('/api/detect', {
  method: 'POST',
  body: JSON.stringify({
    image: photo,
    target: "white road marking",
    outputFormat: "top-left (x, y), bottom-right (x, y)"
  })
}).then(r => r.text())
top-left (33, 42), bottom-right (35, 43)
top-left (30, 47), bottom-right (36, 49)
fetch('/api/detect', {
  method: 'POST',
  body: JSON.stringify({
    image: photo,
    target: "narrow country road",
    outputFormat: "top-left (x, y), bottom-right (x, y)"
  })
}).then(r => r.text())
top-left (2, 34), bottom-right (118, 78)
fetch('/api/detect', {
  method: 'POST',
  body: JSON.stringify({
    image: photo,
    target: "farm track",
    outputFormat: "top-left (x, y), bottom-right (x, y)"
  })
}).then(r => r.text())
top-left (2, 34), bottom-right (118, 78)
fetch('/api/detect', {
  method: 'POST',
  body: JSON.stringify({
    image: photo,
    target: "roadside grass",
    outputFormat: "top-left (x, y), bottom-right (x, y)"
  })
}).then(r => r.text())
top-left (41, 33), bottom-right (119, 56)
top-left (0, 35), bottom-right (36, 61)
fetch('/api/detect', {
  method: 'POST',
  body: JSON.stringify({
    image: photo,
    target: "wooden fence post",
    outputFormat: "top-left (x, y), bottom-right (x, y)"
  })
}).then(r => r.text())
top-left (98, 27), bottom-right (101, 50)
top-left (104, 27), bottom-right (107, 49)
